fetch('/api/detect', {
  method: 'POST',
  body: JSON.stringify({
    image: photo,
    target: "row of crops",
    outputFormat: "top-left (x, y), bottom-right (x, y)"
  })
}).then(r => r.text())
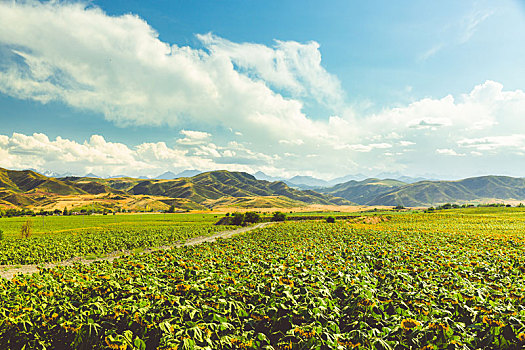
top-left (0, 210), bottom-right (524, 349)
top-left (0, 223), bottom-right (230, 265)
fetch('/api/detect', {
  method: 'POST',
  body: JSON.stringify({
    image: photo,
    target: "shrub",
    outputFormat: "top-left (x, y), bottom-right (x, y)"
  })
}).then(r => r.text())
top-left (0, 229), bottom-right (3, 241)
top-left (271, 211), bottom-right (286, 222)
top-left (231, 213), bottom-right (245, 226)
top-left (20, 220), bottom-right (33, 239)
top-left (244, 212), bottom-right (260, 224)
top-left (325, 216), bottom-right (335, 223)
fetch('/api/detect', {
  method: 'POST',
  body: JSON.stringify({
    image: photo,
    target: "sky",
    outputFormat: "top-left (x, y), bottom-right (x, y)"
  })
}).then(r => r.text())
top-left (0, 0), bottom-right (524, 180)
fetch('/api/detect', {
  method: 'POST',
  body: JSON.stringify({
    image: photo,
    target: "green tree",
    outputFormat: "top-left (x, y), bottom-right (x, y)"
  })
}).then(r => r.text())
top-left (231, 213), bottom-right (245, 226)
top-left (271, 211), bottom-right (286, 222)
top-left (244, 211), bottom-right (260, 224)
top-left (325, 216), bottom-right (335, 223)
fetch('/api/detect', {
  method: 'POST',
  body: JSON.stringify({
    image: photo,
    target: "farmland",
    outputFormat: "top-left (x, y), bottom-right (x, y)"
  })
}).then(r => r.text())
top-left (0, 213), bottom-right (228, 265)
top-left (0, 208), bottom-right (525, 349)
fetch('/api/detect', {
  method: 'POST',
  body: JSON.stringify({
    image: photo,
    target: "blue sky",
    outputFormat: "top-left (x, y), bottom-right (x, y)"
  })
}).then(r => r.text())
top-left (0, 0), bottom-right (524, 179)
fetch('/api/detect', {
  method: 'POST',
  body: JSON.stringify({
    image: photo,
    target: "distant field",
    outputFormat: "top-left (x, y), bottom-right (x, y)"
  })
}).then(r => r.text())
top-left (0, 212), bottom-right (222, 237)
top-left (1, 207), bottom-right (525, 348)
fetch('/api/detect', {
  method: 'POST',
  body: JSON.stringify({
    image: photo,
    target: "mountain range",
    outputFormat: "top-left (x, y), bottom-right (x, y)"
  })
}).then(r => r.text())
top-left (320, 176), bottom-right (525, 206)
top-left (0, 167), bottom-right (523, 210)
top-left (253, 171), bottom-right (428, 189)
top-left (0, 167), bottom-right (350, 211)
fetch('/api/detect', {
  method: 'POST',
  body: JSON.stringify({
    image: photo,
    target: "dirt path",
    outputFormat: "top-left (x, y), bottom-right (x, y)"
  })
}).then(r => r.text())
top-left (0, 222), bottom-right (274, 280)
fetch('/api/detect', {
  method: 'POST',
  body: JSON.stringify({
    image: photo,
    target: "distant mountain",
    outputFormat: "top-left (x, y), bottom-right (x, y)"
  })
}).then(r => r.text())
top-left (374, 172), bottom-right (435, 184)
top-left (2, 167), bottom-right (523, 209)
top-left (255, 172), bottom-right (371, 189)
top-left (156, 171), bottom-right (178, 180)
top-left (287, 175), bottom-right (330, 188)
top-left (129, 171), bottom-right (351, 206)
top-left (253, 171), bottom-right (284, 182)
top-left (396, 176), bottom-right (429, 184)
top-left (369, 176), bottom-right (525, 206)
top-left (84, 173), bottom-right (100, 178)
top-left (328, 174), bottom-right (368, 185)
top-left (321, 178), bottom-right (407, 204)
top-left (321, 175), bottom-right (525, 206)
top-left (156, 170), bottom-right (202, 180)
top-left (175, 169), bottom-right (202, 178)
top-left (0, 167), bottom-right (350, 209)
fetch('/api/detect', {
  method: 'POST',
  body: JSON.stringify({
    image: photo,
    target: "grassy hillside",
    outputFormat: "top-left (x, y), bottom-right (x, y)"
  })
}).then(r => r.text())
top-left (369, 176), bottom-right (525, 206)
top-left (0, 168), bottom-right (85, 195)
top-left (321, 178), bottom-right (406, 204)
top-left (0, 168), bottom-right (352, 209)
top-left (128, 171), bottom-right (351, 206)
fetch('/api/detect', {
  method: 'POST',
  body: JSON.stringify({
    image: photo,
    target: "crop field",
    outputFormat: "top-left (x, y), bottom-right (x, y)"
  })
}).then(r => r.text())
top-left (0, 214), bottom-right (229, 265)
top-left (0, 208), bottom-right (525, 349)
top-left (0, 213), bottom-right (222, 237)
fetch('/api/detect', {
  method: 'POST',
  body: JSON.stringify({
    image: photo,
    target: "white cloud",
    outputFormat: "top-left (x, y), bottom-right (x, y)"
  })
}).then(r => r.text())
top-left (176, 129), bottom-right (211, 145)
top-left (279, 139), bottom-right (304, 145)
top-left (0, 2), bottom-right (524, 179)
top-left (436, 148), bottom-right (464, 156)
top-left (198, 33), bottom-right (344, 109)
top-left (0, 1), bottom-right (343, 151)
top-left (458, 135), bottom-right (525, 152)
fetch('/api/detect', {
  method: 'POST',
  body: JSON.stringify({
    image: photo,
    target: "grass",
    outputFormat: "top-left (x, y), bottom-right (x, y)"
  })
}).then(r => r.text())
top-left (0, 212), bottom-right (223, 238)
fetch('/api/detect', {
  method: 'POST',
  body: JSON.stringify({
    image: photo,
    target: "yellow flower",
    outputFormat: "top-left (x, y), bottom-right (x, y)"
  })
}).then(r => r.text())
top-left (518, 333), bottom-right (525, 341)
top-left (401, 318), bottom-right (420, 330)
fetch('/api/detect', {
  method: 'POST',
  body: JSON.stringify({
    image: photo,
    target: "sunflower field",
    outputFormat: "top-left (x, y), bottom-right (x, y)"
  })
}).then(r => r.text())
top-left (1, 208), bottom-right (525, 349)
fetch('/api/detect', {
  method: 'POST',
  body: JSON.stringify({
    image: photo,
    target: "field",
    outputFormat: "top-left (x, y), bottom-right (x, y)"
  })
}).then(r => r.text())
top-left (0, 208), bottom-right (525, 349)
top-left (0, 213), bottom-right (228, 265)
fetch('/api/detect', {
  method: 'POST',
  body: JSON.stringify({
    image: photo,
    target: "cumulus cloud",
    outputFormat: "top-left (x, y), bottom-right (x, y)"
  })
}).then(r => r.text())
top-left (0, 132), bottom-right (285, 177)
top-left (0, 0), bottom-right (337, 148)
top-left (0, 1), bottom-right (524, 179)
top-left (176, 130), bottom-right (211, 145)
top-left (198, 33), bottom-right (344, 109)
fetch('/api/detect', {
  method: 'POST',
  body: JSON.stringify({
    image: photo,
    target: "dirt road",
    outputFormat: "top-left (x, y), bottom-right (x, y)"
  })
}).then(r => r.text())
top-left (0, 222), bottom-right (274, 280)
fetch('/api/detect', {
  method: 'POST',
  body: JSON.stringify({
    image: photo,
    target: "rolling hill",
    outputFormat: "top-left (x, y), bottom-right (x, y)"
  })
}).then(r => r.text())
top-left (2, 167), bottom-right (523, 209)
top-left (368, 176), bottom-right (525, 206)
top-left (0, 168), bottom-right (352, 209)
top-left (0, 168), bottom-right (84, 195)
top-left (127, 171), bottom-right (351, 206)
top-left (322, 175), bottom-right (525, 206)
top-left (320, 178), bottom-right (407, 204)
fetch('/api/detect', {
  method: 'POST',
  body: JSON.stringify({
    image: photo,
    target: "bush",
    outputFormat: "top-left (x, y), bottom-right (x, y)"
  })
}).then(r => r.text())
top-left (325, 216), bottom-right (335, 223)
top-left (20, 220), bottom-right (33, 239)
top-left (394, 205), bottom-right (405, 210)
top-left (271, 211), bottom-right (286, 222)
top-left (244, 212), bottom-right (260, 224)
top-left (231, 213), bottom-right (245, 226)
top-left (0, 229), bottom-right (3, 241)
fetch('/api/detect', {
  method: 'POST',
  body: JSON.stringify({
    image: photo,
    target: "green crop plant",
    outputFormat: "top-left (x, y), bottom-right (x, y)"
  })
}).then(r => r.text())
top-left (0, 207), bottom-right (524, 349)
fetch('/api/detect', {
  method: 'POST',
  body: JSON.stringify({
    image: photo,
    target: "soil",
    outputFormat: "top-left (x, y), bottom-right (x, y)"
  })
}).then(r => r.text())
top-left (0, 222), bottom-right (274, 280)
